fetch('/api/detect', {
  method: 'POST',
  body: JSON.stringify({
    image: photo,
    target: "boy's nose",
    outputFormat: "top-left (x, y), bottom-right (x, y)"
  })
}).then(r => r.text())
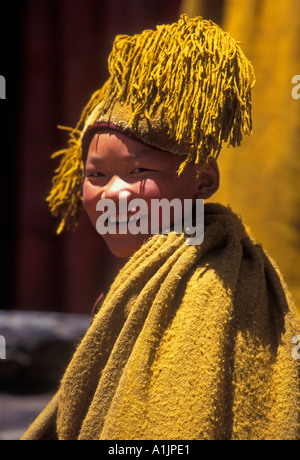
top-left (101, 176), bottom-right (131, 202)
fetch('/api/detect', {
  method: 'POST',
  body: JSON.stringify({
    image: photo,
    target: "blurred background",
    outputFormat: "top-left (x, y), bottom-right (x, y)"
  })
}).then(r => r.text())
top-left (1, 0), bottom-right (300, 315)
top-left (0, 0), bottom-right (300, 440)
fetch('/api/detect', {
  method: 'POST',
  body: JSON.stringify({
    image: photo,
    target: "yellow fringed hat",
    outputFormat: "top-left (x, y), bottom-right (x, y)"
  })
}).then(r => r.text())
top-left (47, 14), bottom-right (255, 233)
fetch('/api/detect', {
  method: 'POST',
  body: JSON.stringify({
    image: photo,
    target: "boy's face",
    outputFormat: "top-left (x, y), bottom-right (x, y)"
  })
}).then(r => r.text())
top-left (83, 130), bottom-right (219, 258)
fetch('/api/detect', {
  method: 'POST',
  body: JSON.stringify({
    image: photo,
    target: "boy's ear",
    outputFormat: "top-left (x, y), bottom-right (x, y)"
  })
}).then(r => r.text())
top-left (195, 159), bottom-right (220, 199)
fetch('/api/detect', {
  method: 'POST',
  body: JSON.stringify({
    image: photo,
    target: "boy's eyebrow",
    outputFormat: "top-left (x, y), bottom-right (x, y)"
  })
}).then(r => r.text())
top-left (87, 148), bottom-right (152, 164)
top-left (132, 149), bottom-right (152, 158)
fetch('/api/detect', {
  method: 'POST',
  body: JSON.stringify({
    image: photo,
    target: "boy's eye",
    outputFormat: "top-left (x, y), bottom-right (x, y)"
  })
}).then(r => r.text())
top-left (87, 171), bottom-right (105, 178)
top-left (131, 168), bottom-right (151, 174)
top-left (86, 168), bottom-right (154, 178)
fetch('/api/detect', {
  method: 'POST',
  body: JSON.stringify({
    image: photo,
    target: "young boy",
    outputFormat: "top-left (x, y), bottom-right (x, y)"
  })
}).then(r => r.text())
top-left (22, 15), bottom-right (300, 440)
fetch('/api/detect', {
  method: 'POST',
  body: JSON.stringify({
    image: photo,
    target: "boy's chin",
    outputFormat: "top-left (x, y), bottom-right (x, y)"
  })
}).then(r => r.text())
top-left (102, 234), bottom-right (150, 259)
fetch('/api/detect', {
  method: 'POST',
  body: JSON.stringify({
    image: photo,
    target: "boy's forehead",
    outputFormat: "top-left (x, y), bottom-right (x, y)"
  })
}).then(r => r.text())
top-left (87, 130), bottom-right (183, 163)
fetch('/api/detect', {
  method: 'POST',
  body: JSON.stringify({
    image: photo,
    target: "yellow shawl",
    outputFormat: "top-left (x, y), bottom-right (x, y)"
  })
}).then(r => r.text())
top-left (22, 203), bottom-right (300, 440)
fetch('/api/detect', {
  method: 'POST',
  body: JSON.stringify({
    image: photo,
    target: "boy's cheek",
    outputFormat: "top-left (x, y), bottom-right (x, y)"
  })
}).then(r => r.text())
top-left (137, 178), bottom-right (163, 201)
top-left (82, 181), bottom-right (99, 204)
top-left (82, 182), bottom-right (100, 225)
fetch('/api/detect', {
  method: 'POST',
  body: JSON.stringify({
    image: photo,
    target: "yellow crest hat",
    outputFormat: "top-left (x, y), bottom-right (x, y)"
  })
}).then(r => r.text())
top-left (48, 14), bottom-right (255, 233)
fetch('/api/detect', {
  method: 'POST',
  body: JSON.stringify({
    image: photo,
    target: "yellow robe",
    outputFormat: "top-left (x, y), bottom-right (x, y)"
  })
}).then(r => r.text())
top-left (22, 204), bottom-right (300, 440)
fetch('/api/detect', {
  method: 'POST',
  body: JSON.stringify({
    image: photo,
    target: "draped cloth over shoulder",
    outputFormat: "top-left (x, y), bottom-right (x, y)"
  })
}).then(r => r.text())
top-left (21, 204), bottom-right (300, 440)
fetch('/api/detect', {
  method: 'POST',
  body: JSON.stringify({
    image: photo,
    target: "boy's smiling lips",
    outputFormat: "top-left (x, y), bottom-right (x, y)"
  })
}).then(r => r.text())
top-left (100, 209), bottom-right (149, 237)
top-left (109, 213), bottom-right (148, 223)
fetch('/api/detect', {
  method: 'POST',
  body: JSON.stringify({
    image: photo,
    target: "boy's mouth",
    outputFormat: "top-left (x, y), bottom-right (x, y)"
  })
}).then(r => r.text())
top-left (102, 213), bottom-right (149, 237)
top-left (107, 213), bottom-right (148, 230)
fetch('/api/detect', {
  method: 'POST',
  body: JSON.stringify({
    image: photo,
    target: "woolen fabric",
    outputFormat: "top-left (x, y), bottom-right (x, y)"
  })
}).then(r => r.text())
top-left (22, 203), bottom-right (300, 440)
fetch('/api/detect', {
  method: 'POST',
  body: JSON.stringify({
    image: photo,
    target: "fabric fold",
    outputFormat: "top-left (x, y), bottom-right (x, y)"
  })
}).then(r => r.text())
top-left (21, 203), bottom-right (300, 440)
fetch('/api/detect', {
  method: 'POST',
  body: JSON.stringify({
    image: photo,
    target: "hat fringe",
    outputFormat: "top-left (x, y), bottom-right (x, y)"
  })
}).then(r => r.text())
top-left (47, 85), bottom-right (108, 233)
top-left (46, 126), bottom-right (82, 234)
top-left (104, 14), bottom-right (255, 167)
